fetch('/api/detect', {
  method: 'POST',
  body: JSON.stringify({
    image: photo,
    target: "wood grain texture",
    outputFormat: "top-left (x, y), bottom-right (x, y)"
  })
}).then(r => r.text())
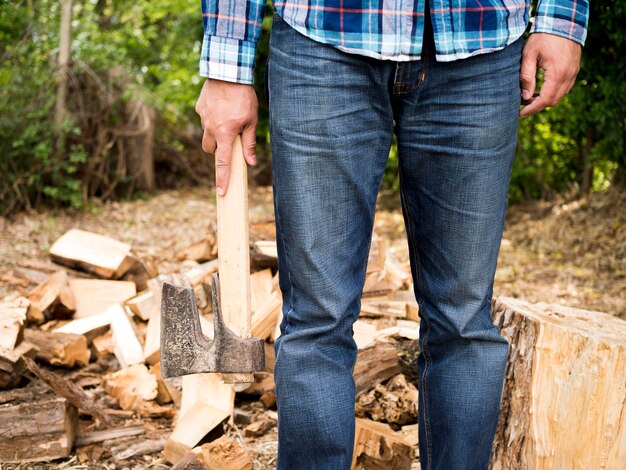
top-left (491, 297), bottom-right (626, 470)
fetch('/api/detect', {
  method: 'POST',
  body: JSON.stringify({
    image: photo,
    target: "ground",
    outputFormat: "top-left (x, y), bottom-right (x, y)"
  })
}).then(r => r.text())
top-left (0, 185), bottom-right (623, 469)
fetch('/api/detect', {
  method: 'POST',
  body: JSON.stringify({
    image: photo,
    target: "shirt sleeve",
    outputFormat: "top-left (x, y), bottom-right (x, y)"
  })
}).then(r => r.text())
top-left (200, 0), bottom-right (267, 84)
top-left (530, 0), bottom-right (589, 46)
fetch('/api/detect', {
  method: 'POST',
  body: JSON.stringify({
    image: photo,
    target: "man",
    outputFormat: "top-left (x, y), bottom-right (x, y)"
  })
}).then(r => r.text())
top-left (195, 0), bottom-right (588, 468)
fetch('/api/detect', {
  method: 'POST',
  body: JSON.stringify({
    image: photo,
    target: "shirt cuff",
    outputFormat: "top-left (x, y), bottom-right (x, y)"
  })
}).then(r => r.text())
top-left (530, 0), bottom-right (588, 46)
top-left (199, 35), bottom-right (257, 85)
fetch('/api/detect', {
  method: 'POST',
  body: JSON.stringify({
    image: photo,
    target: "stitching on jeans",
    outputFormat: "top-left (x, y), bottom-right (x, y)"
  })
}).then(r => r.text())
top-left (399, 175), bottom-right (433, 469)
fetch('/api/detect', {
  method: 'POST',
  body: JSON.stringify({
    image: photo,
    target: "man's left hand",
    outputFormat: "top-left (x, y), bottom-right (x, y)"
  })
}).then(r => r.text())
top-left (519, 33), bottom-right (582, 117)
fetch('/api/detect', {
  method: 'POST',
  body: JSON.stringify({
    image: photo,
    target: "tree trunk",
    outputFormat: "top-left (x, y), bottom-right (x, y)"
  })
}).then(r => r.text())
top-left (55, 0), bottom-right (73, 126)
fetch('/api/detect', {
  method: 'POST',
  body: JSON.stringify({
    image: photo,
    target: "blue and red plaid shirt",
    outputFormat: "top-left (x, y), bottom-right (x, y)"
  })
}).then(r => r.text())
top-left (200, 0), bottom-right (588, 84)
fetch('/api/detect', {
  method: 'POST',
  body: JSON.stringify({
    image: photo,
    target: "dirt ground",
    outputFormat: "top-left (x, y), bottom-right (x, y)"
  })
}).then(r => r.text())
top-left (0, 184), bottom-right (623, 469)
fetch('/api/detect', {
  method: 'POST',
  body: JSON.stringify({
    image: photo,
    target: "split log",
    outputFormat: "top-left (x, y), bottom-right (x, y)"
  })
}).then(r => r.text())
top-left (490, 297), bottom-right (626, 470)
top-left (367, 234), bottom-right (386, 274)
top-left (163, 402), bottom-right (230, 464)
top-left (250, 268), bottom-right (273, 314)
top-left (75, 425), bottom-right (146, 446)
top-left (252, 291), bottom-right (282, 340)
top-left (355, 374), bottom-right (418, 426)
top-left (109, 435), bottom-right (168, 462)
top-left (0, 340), bottom-right (37, 389)
top-left (92, 330), bottom-right (115, 358)
top-left (23, 356), bottom-right (113, 425)
top-left (179, 373), bottom-right (234, 419)
top-left (361, 299), bottom-right (407, 319)
top-left (384, 252), bottom-right (411, 290)
top-left (126, 290), bottom-right (155, 321)
top-left (24, 329), bottom-right (90, 368)
top-left (49, 228), bottom-right (136, 278)
top-left (244, 417), bottom-right (275, 438)
top-left (103, 363), bottom-right (158, 411)
top-left (54, 310), bottom-right (111, 342)
top-left (0, 295), bottom-right (28, 350)
top-left (179, 236), bottom-right (217, 263)
top-left (109, 304), bottom-right (143, 368)
top-left (0, 395), bottom-right (78, 463)
top-left (70, 279), bottom-right (136, 318)
top-left (150, 362), bottom-right (173, 404)
top-left (354, 341), bottom-right (401, 396)
top-left (27, 270), bottom-right (75, 323)
top-left (250, 240), bottom-right (278, 270)
top-left (389, 290), bottom-right (419, 322)
top-left (199, 436), bottom-right (253, 470)
top-left (242, 371), bottom-right (275, 396)
top-left (352, 418), bottom-right (414, 470)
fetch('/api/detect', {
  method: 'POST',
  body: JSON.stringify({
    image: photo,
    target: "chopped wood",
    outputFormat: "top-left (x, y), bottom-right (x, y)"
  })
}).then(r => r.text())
top-left (250, 240), bottom-right (278, 270)
top-left (362, 269), bottom-right (395, 297)
top-left (22, 356), bottom-right (114, 426)
top-left (384, 251), bottom-right (412, 290)
top-left (12, 266), bottom-right (49, 285)
top-left (179, 236), bottom-right (217, 263)
top-left (490, 297), bottom-right (626, 470)
top-left (54, 311), bottom-right (111, 347)
top-left (199, 435), bottom-right (253, 470)
top-left (164, 376), bottom-right (183, 407)
top-left (109, 304), bottom-right (143, 368)
top-left (0, 395), bottom-right (78, 463)
top-left (180, 373), bottom-right (235, 419)
top-left (353, 319), bottom-right (379, 349)
top-left (70, 279), bottom-right (136, 318)
top-left (75, 425), bottom-right (146, 447)
top-left (151, 362), bottom-right (173, 404)
top-left (0, 295), bottom-right (28, 350)
top-left (260, 390), bottom-right (276, 409)
top-left (103, 363), bottom-right (158, 411)
top-left (49, 228), bottom-right (136, 278)
top-left (27, 270), bottom-right (75, 324)
top-left (92, 330), bottom-right (115, 358)
top-left (356, 374), bottom-right (418, 426)
top-left (252, 290), bottom-right (282, 340)
top-left (367, 234), bottom-right (386, 274)
top-left (242, 371), bottom-right (275, 396)
top-left (390, 290), bottom-right (419, 322)
top-left (172, 451), bottom-right (209, 470)
top-left (360, 299), bottom-right (407, 318)
top-left (164, 402), bottom-right (230, 464)
top-left (109, 435), bottom-right (168, 462)
top-left (352, 418), bottom-right (414, 470)
top-left (125, 290), bottom-right (155, 321)
top-left (24, 329), bottom-right (90, 368)
top-left (354, 341), bottom-right (401, 396)
top-left (264, 341), bottom-right (275, 372)
top-left (0, 340), bottom-right (37, 389)
top-left (250, 268), bottom-right (273, 314)
top-left (244, 417), bottom-right (275, 438)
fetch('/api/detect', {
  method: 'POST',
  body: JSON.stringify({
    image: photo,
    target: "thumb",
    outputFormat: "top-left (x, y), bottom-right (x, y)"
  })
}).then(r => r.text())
top-left (520, 46), bottom-right (538, 102)
top-left (241, 124), bottom-right (257, 166)
top-left (215, 135), bottom-right (235, 197)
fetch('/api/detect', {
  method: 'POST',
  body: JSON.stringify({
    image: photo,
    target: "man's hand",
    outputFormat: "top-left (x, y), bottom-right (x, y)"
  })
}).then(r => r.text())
top-left (195, 79), bottom-right (258, 196)
top-left (519, 33), bottom-right (582, 117)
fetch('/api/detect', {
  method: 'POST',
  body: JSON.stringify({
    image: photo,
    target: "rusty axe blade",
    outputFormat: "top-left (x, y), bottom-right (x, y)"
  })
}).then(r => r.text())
top-left (160, 273), bottom-right (264, 379)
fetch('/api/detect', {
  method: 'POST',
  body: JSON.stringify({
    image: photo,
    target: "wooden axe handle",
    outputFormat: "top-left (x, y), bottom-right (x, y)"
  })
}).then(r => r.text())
top-left (217, 136), bottom-right (254, 383)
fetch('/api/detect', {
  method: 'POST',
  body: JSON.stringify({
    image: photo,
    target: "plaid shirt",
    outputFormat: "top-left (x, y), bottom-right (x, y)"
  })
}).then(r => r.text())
top-left (200, 0), bottom-right (588, 84)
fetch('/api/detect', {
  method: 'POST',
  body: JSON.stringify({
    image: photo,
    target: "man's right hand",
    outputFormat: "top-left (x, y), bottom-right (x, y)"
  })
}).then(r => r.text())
top-left (195, 79), bottom-right (258, 196)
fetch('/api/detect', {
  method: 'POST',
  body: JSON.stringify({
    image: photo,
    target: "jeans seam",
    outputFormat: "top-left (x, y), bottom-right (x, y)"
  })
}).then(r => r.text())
top-left (399, 177), bottom-right (433, 469)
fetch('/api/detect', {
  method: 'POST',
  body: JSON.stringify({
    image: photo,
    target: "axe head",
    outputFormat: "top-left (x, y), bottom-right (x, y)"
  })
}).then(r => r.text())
top-left (160, 273), bottom-right (265, 379)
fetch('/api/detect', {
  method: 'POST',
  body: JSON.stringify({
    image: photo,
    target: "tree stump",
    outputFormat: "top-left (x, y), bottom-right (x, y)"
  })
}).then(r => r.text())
top-left (490, 297), bottom-right (626, 470)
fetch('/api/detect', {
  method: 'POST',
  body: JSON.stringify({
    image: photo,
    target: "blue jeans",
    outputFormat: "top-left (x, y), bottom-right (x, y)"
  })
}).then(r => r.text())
top-left (268, 12), bottom-right (522, 470)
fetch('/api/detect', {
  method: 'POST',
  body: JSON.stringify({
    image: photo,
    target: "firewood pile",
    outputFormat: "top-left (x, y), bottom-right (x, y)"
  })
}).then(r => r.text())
top-left (0, 225), bottom-right (423, 468)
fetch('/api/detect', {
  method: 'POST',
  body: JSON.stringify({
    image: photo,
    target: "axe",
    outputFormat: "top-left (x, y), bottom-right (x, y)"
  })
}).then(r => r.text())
top-left (160, 136), bottom-right (264, 383)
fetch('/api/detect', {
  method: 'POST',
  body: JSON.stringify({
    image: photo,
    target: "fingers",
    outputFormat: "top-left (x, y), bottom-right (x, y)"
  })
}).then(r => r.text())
top-left (519, 74), bottom-right (559, 117)
top-left (241, 123), bottom-right (257, 166)
top-left (519, 45), bottom-right (538, 103)
top-left (202, 130), bottom-right (216, 154)
top-left (214, 133), bottom-right (235, 197)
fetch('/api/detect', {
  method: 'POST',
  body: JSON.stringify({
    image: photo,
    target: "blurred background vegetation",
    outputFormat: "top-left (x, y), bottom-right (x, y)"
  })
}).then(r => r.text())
top-left (0, 0), bottom-right (624, 216)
